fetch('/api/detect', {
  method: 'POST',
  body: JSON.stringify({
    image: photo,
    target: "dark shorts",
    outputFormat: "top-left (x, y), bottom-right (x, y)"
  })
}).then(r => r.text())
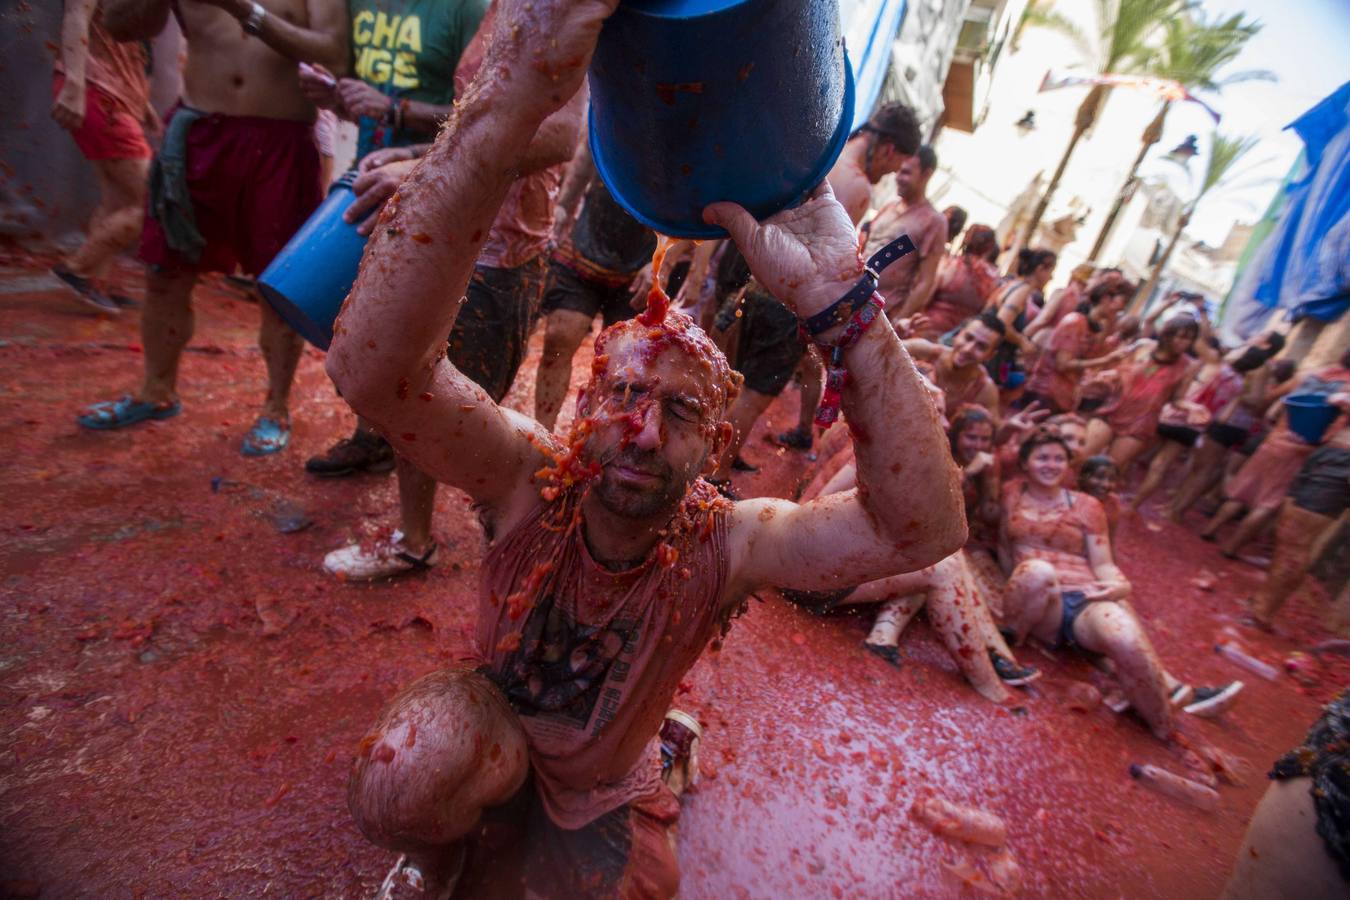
top-left (1241, 430), bottom-right (1268, 456)
top-left (1157, 422), bottom-right (1202, 447)
top-left (459, 774), bottom-right (680, 899)
top-left (1207, 421), bottom-right (1250, 449)
top-left (1055, 590), bottom-right (1090, 650)
top-left (540, 260), bottom-right (637, 328)
top-left (737, 288), bottom-right (805, 397)
top-left (1289, 446), bottom-right (1350, 518)
top-left (779, 586), bottom-right (857, 614)
top-left (1013, 390), bottom-right (1069, 415)
top-left (1270, 688), bottom-right (1350, 882)
top-left (52, 73), bottom-right (151, 161)
top-left (1078, 397), bottom-right (1108, 415)
top-left (139, 106), bottom-right (321, 276)
top-left (448, 257), bottom-right (546, 403)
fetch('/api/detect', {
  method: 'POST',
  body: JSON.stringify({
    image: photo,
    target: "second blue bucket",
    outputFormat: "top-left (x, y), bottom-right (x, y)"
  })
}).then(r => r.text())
top-left (1284, 393), bottom-right (1340, 444)
top-left (588, 0), bottom-right (855, 239)
top-left (258, 170), bottom-right (369, 351)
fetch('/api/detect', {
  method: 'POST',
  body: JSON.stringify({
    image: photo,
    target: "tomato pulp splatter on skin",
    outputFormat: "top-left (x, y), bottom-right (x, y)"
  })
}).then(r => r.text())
top-left (638, 236), bottom-right (677, 327)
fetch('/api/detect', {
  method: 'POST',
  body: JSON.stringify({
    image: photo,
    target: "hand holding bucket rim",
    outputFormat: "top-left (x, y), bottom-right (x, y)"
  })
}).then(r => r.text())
top-left (702, 181), bottom-right (863, 324)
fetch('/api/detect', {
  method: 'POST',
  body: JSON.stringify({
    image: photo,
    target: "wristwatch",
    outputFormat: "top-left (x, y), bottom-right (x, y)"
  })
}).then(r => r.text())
top-left (243, 1), bottom-right (267, 36)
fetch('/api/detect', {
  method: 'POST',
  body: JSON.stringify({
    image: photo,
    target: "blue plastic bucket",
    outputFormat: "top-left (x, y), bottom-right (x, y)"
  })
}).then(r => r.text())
top-left (588, 0), bottom-right (855, 239)
top-left (1284, 393), bottom-right (1339, 444)
top-left (258, 170), bottom-right (369, 350)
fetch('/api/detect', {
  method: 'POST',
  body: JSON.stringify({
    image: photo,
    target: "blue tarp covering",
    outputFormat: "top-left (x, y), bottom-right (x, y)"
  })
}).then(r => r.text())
top-left (841, 0), bottom-right (909, 130)
top-left (1230, 80), bottom-right (1350, 336)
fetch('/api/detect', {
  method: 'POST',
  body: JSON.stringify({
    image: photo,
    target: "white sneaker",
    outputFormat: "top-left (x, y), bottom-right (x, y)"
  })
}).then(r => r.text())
top-left (324, 530), bottom-right (438, 581)
top-left (1183, 681), bottom-right (1244, 718)
top-left (1169, 683), bottom-right (1196, 707)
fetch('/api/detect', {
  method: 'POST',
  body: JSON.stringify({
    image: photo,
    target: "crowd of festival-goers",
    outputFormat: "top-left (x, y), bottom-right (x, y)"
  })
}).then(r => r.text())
top-left (43, 0), bottom-right (1350, 896)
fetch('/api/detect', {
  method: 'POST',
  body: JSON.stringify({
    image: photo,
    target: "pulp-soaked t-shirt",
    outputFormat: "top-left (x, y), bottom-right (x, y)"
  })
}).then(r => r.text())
top-left (1003, 482), bottom-right (1108, 590)
top-left (348, 0), bottom-right (487, 159)
top-left (1100, 350), bottom-right (1192, 439)
top-left (476, 479), bottom-right (733, 829)
top-left (572, 179), bottom-right (657, 275)
top-left (1027, 311), bottom-right (1091, 412)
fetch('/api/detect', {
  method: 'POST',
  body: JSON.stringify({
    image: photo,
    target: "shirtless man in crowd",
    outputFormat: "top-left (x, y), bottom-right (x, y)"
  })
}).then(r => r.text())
top-left (79, 0), bottom-right (347, 455)
top-left (325, 3), bottom-right (964, 892)
top-left (903, 312), bottom-right (1003, 417)
top-left (864, 145), bottom-right (948, 324)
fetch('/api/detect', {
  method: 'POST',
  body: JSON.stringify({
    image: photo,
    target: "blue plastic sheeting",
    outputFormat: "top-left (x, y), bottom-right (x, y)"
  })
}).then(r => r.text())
top-left (840, 0), bottom-right (909, 131)
top-left (1231, 80), bottom-right (1350, 336)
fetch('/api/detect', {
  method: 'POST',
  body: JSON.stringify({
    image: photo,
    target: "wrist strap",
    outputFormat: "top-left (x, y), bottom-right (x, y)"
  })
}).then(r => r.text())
top-left (243, 1), bottom-right (266, 35)
top-left (814, 292), bottom-right (886, 428)
top-left (802, 232), bottom-right (915, 337)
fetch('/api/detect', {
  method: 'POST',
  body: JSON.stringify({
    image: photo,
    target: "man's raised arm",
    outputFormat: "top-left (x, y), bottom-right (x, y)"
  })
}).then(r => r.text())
top-left (325, 0), bottom-right (617, 514)
top-left (709, 189), bottom-right (966, 597)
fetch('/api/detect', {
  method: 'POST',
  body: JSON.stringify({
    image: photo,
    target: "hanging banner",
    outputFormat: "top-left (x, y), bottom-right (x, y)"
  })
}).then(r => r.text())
top-left (1038, 69), bottom-right (1221, 123)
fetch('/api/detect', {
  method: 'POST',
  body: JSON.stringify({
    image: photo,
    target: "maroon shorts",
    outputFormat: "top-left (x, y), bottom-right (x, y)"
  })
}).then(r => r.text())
top-left (138, 106), bottom-right (321, 276)
top-left (460, 780), bottom-right (681, 899)
top-left (52, 73), bottom-right (152, 161)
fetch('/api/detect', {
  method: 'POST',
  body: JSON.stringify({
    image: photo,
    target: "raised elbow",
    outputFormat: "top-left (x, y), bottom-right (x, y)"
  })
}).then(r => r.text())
top-left (324, 339), bottom-right (376, 416)
top-left (900, 493), bottom-right (968, 570)
top-left (929, 517), bottom-right (969, 565)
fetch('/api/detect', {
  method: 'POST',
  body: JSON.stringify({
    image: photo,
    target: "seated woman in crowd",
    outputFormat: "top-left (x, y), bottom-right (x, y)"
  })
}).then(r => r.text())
top-left (1083, 314), bottom-right (1200, 474)
top-left (1019, 279), bottom-right (1133, 414)
top-left (1025, 262), bottom-right (1093, 345)
top-left (985, 248), bottom-right (1056, 398)
top-left (1078, 455), bottom-right (1123, 543)
top-left (951, 406), bottom-right (1001, 550)
top-left (999, 429), bottom-right (1238, 740)
top-left (917, 224), bottom-right (1000, 340)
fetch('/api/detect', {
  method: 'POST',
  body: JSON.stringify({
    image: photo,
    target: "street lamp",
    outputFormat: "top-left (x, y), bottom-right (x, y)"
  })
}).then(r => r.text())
top-left (1163, 134), bottom-right (1200, 168)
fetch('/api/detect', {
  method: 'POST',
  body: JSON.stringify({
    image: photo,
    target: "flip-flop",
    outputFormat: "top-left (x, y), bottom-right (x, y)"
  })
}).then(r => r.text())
top-left (77, 395), bottom-right (181, 430)
top-left (241, 416), bottom-right (291, 456)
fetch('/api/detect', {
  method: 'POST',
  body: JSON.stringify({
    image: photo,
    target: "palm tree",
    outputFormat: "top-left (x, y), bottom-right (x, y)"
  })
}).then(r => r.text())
top-left (1087, 11), bottom-right (1271, 261)
top-left (1131, 130), bottom-right (1260, 311)
top-left (1016, 0), bottom-right (1184, 254)
top-left (1013, 0), bottom-right (1079, 52)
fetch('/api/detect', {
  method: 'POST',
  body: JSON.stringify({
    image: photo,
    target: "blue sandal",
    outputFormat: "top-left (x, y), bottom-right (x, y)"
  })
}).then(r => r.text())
top-left (77, 395), bottom-right (181, 430)
top-left (241, 416), bottom-right (291, 456)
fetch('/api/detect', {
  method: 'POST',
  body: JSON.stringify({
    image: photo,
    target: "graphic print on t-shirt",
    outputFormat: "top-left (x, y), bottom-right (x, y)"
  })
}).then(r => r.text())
top-left (496, 593), bottom-right (641, 734)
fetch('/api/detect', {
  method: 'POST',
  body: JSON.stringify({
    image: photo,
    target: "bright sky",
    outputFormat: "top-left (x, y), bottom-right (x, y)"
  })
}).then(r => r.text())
top-left (1173, 0), bottom-right (1350, 242)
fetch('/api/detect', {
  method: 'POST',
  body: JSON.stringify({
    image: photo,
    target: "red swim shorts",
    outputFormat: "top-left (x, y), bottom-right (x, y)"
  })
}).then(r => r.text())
top-left (51, 73), bottom-right (152, 162)
top-left (138, 105), bottom-right (322, 277)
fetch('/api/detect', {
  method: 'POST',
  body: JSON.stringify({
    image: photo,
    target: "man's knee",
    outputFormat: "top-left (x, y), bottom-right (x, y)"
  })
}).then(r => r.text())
top-left (145, 269), bottom-right (196, 307)
top-left (347, 669), bottom-right (528, 852)
top-left (541, 310), bottom-right (592, 361)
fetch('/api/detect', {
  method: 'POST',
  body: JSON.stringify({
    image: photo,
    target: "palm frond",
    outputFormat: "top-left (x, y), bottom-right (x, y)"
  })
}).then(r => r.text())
top-left (1149, 10), bottom-right (1267, 91)
top-left (1198, 132), bottom-right (1261, 200)
top-left (1021, 2), bottom-right (1095, 60)
top-left (1103, 0), bottom-right (1184, 74)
